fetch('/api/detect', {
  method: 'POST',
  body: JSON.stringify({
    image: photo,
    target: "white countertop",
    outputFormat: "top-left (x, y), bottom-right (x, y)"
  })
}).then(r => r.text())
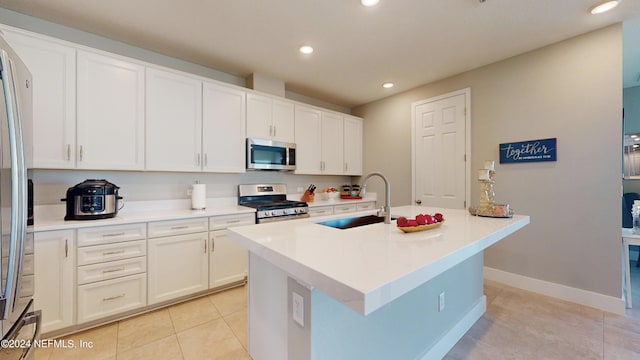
top-left (32, 195), bottom-right (378, 232)
top-left (33, 198), bottom-right (256, 231)
top-left (228, 205), bottom-right (530, 315)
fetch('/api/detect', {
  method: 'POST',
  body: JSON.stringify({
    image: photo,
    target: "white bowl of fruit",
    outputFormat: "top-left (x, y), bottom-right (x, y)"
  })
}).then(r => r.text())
top-left (396, 213), bottom-right (445, 233)
top-left (320, 187), bottom-right (340, 201)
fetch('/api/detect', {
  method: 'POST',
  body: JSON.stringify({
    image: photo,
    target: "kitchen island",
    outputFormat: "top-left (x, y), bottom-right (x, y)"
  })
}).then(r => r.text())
top-left (228, 205), bottom-right (529, 360)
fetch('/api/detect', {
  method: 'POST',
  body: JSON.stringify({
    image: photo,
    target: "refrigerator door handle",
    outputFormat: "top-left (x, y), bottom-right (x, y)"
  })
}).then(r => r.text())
top-left (3, 309), bottom-right (42, 360)
top-left (0, 50), bottom-right (26, 319)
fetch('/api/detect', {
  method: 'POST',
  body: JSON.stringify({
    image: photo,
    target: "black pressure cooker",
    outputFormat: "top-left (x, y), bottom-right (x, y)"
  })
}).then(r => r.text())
top-left (61, 179), bottom-right (123, 220)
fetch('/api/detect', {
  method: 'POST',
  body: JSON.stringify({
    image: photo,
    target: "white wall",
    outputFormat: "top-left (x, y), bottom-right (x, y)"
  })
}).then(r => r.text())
top-left (353, 25), bottom-right (623, 298)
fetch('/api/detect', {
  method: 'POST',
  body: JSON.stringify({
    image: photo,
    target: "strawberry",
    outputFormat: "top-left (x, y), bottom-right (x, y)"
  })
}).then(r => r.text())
top-left (424, 214), bottom-right (434, 224)
top-left (396, 217), bottom-right (409, 227)
top-left (434, 213), bottom-right (444, 222)
top-left (415, 214), bottom-right (427, 225)
top-left (407, 219), bottom-right (418, 227)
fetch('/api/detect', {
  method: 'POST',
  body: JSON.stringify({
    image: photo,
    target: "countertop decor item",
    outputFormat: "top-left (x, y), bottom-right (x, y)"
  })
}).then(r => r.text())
top-left (470, 161), bottom-right (513, 218)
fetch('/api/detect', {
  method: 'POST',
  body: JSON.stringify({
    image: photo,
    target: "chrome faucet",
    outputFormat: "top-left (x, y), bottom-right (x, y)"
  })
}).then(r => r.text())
top-left (360, 172), bottom-right (391, 224)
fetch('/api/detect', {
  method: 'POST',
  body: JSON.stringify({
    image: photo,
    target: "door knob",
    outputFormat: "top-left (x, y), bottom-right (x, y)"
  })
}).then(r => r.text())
top-left (416, 200), bottom-right (422, 205)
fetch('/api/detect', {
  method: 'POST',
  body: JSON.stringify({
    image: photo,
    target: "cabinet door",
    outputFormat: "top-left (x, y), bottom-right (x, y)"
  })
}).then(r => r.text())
top-left (146, 68), bottom-right (202, 171)
top-left (209, 230), bottom-right (247, 289)
top-left (77, 50), bottom-right (145, 170)
top-left (34, 230), bottom-right (75, 333)
top-left (343, 116), bottom-right (363, 175)
top-left (2, 29), bottom-right (76, 169)
top-left (147, 233), bottom-right (209, 305)
top-left (202, 82), bottom-right (246, 173)
top-left (321, 112), bottom-right (344, 174)
top-left (271, 98), bottom-right (295, 143)
top-left (246, 92), bottom-right (272, 139)
top-left (294, 105), bottom-right (322, 174)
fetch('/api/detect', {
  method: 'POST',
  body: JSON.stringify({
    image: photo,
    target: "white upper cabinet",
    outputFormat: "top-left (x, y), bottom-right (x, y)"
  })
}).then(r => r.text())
top-left (246, 93), bottom-right (294, 143)
top-left (77, 50), bottom-right (145, 170)
top-left (321, 112), bottom-right (344, 174)
top-left (146, 68), bottom-right (202, 171)
top-left (202, 81), bottom-right (246, 173)
top-left (343, 115), bottom-right (363, 175)
top-left (294, 105), bottom-right (323, 174)
top-left (2, 28), bottom-right (77, 169)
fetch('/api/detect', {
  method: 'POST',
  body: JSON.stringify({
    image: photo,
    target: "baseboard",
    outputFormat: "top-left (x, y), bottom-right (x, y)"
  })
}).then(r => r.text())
top-left (419, 295), bottom-right (486, 360)
top-left (484, 267), bottom-right (625, 315)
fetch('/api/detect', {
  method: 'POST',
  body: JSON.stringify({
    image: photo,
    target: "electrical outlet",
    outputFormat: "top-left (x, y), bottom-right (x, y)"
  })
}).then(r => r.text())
top-left (438, 292), bottom-right (445, 312)
top-left (292, 292), bottom-right (304, 327)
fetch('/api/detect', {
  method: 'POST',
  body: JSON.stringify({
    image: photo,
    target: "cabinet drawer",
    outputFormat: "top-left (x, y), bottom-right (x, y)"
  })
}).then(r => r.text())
top-left (209, 213), bottom-right (255, 231)
top-left (78, 256), bottom-right (146, 285)
top-left (334, 204), bottom-right (357, 214)
top-left (77, 223), bottom-right (146, 247)
top-left (148, 218), bottom-right (209, 238)
top-left (357, 202), bottom-right (376, 211)
top-left (308, 206), bottom-right (334, 217)
top-left (77, 273), bottom-right (146, 324)
top-left (77, 239), bottom-right (146, 266)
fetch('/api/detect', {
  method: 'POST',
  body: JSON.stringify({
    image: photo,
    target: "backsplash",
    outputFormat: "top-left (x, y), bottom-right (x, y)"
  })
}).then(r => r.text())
top-left (31, 169), bottom-right (356, 205)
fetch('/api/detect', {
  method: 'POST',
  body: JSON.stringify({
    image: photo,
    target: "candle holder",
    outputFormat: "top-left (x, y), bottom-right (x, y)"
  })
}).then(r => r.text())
top-left (470, 161), bottom-right (513, 217)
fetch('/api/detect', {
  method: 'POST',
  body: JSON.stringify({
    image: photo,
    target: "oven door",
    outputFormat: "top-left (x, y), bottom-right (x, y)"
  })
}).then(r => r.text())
top-left (246, 138), bottom-right (296, 171)
top-left (1, 299), bottom-right (42, 360)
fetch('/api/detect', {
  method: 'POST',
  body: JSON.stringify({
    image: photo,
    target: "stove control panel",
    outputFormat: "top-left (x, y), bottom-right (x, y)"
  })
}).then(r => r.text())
top-left (257, 206), bottom-right (309, 219)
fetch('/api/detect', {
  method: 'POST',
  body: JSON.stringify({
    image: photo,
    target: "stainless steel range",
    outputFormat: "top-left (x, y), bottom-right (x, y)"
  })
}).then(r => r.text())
top-left (238, 184), bottom-right (309, 223)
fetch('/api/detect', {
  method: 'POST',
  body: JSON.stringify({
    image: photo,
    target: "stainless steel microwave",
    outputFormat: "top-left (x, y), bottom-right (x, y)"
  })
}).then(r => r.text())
top-left (246, 138), bottom-right (296, 171)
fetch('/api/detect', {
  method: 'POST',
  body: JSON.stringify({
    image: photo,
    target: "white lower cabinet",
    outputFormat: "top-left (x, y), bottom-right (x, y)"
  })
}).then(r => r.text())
top-left (308, 201), bottom-right (376, 218)
top-left (77, 273), bottom-right (146, 323)
top-left (147, 232), bottom-right (209, 305)
top-left (34, 230), bottom-right (75, 333)
top-left (76, 225), bottom-right (147, 324)
top-left (209, 213), bottom-right (254, 289)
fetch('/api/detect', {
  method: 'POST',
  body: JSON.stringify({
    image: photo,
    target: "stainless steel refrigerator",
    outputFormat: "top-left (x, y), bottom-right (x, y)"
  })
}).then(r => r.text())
top-left (0, 33), bottom-right (41, 359)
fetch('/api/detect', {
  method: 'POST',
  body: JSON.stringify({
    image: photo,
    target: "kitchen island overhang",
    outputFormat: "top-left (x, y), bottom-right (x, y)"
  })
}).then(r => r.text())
top-left (229, 205), bottom-right (529, 359)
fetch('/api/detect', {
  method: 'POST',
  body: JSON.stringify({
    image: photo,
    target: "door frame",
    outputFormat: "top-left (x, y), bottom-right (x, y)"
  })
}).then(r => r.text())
top-left (411, 88), bottom-right (471, 208)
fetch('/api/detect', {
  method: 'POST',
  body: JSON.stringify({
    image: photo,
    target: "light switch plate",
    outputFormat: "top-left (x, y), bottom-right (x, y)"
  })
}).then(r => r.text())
top-left (292, 291), bottom-right (304, 327)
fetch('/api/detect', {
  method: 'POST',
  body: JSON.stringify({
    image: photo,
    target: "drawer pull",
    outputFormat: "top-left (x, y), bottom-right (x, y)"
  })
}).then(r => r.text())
top-left (102, 232), bottom-right (126, 238)
top-left (64, 239), bottom-right (68, 258)
top-left (102, 267), bottom-right (125, 274)
top-left (102, 250), bottom-right (125, 256)
top-left (225, 220), bottom-right (241, 224)
top-left (102, 294), bottom-right (125, 301)
top-left (170, 225), bottom-right (189, 230)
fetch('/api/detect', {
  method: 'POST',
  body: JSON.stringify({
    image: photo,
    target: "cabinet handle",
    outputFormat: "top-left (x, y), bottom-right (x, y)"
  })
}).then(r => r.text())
top-left (102, 294), bottom-right (125, 301)
top-left (225, 219), bottom-right (240, 224)
top-left (204, 153), bottom-right (208, 167)
top-left (273, 125), bottom-right (276, 137)
top-left (64, 239), bottom-right (68, 258)
top-left (211, 238), bottom-right (215, 252)
top-left (79, 145), bottom-right (84, 161)
top-left (66, 144), bottom-right (71, 161)
top-left (102, 267), bottom-right (125, 274)
top-left (103, 250), bottom-right (125, 256)
top-left (170, 225), bottom-right (189, 230)
top-left (269, 125), bottom-right (273, 137)
top-left (204, 239), bottom-right (207, 253)
top-left (102, 232), bottom-right (125, 237)
top-left (344, 162), bottom-right (348, 171)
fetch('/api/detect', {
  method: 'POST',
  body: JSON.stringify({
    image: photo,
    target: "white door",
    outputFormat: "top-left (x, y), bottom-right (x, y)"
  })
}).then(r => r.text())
top-left (413, 89), bottom-right (469, 209)
top-left (209, 230), bottom-right (247, 289)
top-left (321, 112), bottom-right (344, 174)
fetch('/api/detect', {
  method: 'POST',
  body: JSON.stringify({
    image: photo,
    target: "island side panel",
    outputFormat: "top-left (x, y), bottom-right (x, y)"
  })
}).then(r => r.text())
top-left (309, 253), bottom-right (484, 360)
top-left (248, 253), bottom-right (289, 360)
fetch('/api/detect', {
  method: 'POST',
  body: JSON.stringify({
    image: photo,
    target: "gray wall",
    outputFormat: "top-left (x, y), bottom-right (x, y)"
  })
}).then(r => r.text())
top-left (353, 25), bottom-right (623, 298)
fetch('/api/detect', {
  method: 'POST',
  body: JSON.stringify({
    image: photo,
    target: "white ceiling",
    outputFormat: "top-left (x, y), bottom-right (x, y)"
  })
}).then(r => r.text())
top-left (0, 0), bottom-right (639, 108)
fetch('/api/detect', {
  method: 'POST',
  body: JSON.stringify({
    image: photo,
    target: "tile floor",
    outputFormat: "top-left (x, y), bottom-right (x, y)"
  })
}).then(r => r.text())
top-left (33, 262), bottom-right (640, 360)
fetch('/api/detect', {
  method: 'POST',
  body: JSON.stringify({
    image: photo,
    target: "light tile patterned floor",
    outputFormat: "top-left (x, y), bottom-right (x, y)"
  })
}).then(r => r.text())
top-left (32, 264), bottom-right (640, 360)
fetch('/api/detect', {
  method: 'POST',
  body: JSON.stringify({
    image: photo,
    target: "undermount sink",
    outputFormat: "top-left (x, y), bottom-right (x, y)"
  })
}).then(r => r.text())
top-left (317, 215), bottom-right (386, 230)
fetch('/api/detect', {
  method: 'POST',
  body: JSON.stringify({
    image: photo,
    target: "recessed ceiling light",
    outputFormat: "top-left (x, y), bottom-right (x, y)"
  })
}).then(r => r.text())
top-left (361, 0), bottom-right (379, 7)
top-left (589, 0), bottom-right (620, 14)
top-left (382, 82), bottom-right (394, 89)
top-left (299, 45), bottom-right (314, 54)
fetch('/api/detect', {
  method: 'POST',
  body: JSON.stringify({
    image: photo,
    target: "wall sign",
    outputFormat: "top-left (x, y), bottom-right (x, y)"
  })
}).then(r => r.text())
top-left (499, 138), bottom-right (556, 164)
